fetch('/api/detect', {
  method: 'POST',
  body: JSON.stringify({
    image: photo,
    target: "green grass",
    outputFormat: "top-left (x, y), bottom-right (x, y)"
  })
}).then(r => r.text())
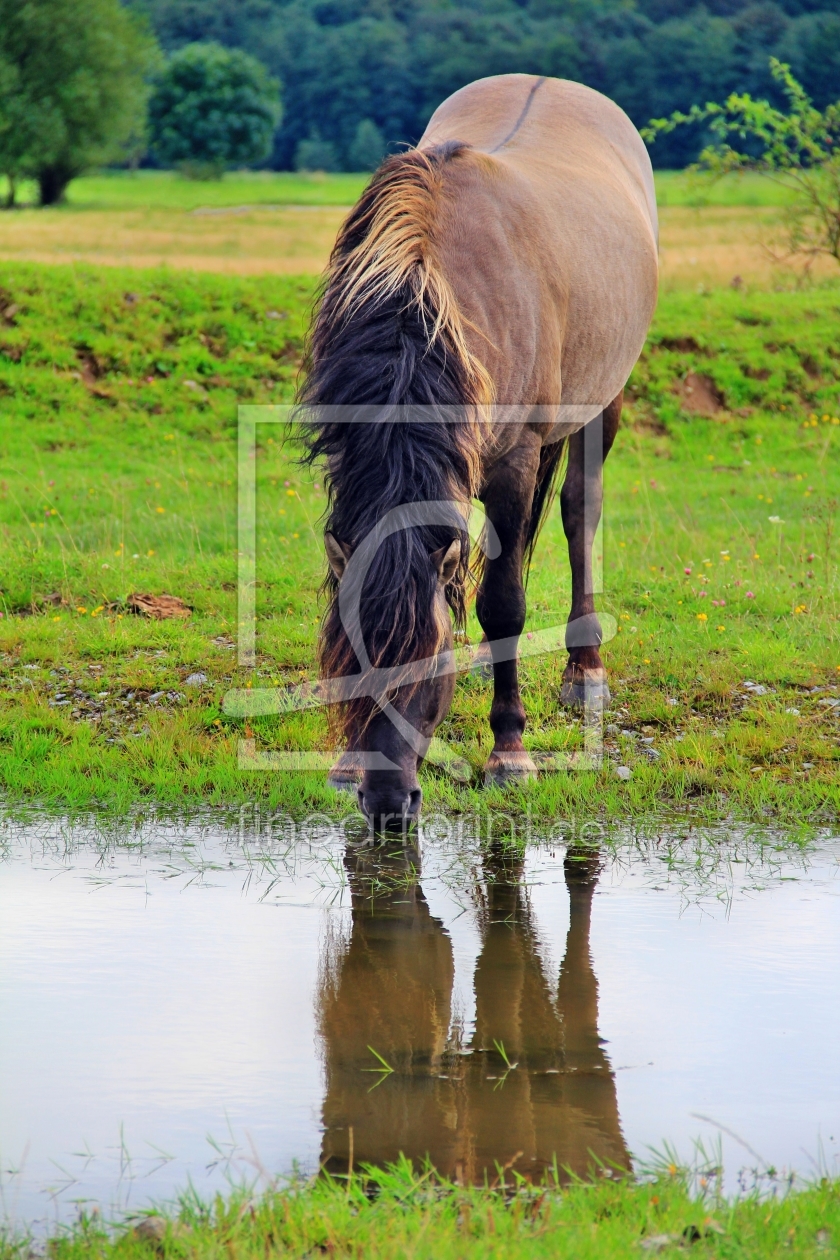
top-left (0, 168), bottom-right (799, 213)
top-left (1, 261), bottom-right (840, 819)
top-left (3, 1164), bottom-right (840, 1259)
top-left (0, 169), bottom-right (369, 211)
top-left (654, 170), bottom-right (801, 207)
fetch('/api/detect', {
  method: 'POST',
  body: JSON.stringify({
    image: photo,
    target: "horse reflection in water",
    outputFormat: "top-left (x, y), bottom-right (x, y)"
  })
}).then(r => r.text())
top-left (318, 841), bottom-right (628, 1182)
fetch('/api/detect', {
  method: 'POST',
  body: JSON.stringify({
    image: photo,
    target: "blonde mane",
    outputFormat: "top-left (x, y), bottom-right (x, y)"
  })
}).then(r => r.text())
top-left (324, 143), bottom-right (494, 409)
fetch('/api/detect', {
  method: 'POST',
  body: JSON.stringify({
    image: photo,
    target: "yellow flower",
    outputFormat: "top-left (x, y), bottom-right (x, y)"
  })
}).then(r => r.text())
top-left (76, 606), bottom-right (87, 614)
top-left (286, 489), bottom-right (295, 497)
top-left (147, 549), bottom-right (155, 556)
top-left (717, 625), bottom-right (725, 632)
top-left (155, 506), bottom-right (165, 514)
top-left (697, 612), bottom-right (708, 621)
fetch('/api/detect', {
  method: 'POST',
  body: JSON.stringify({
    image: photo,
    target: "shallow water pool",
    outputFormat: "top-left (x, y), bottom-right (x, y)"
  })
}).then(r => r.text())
top-left (1, 814), bottom-right (839, 1227)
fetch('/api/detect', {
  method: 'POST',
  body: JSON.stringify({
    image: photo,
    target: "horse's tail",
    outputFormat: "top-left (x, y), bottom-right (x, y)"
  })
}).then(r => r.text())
top-left (524, 437), bottom-right (567, 574)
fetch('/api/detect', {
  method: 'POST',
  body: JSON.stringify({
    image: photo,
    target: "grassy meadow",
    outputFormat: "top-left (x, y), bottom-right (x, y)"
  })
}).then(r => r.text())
top-left (0, 245), bottom-right (839, 820)
top-left (0, 169), bottom-right (831, 287)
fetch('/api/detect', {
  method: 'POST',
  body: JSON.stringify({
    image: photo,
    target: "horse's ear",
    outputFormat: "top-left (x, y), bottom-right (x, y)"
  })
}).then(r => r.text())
top-left (432, 538), bottom-right (461, 587)
top-left (324, 531), bottom-right (352, 579)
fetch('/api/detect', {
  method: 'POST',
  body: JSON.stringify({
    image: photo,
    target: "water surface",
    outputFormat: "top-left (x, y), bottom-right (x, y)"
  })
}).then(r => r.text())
top-left (1, 815), bottom-right (839, 1227)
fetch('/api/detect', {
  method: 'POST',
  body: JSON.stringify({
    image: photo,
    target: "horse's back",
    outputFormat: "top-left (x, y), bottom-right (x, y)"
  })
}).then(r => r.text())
top-left (419, 75), bottom-right (658, 411)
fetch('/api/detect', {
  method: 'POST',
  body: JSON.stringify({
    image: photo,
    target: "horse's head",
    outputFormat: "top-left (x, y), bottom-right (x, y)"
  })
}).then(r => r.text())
top-left (323, 528), bottom-right (463, 833)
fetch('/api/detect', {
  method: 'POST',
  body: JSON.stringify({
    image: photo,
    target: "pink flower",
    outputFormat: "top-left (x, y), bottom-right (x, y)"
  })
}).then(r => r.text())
top-left (698, 590), bottom-right (707, 597)
top-left (684, 567), bottom-right (692, 575)
top-left (746, 591), bottom-right (755, 599)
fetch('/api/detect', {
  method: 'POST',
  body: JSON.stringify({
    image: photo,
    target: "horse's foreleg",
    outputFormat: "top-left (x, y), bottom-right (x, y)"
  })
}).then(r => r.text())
top-left (476, 442), bottom-right (541, 785)
top-left (559, 391), bottom-right (622, 709)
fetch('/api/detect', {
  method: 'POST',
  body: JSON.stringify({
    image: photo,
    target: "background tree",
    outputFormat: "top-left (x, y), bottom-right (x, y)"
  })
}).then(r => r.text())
top-left (643, 59), bottom-right (840, 271)
top-left (347, 119), bottom-right (386, 171)
top-left (0, 0), bottom-right (158, 206)
top-left (148, 42), bottom-right (282, 179)
top-left (133, 0), bottom-right (840, 171)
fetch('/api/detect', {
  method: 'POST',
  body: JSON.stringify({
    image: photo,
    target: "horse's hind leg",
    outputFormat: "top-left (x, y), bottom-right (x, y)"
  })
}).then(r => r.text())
top-left (476, 438), bottom-right (541, 785)
top-left (559, 391), bottom-right (622, 709)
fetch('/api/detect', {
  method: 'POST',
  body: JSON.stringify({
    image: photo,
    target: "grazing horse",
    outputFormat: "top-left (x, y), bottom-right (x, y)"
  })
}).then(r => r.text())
top-left (300, 74), bottom-right (658, 830)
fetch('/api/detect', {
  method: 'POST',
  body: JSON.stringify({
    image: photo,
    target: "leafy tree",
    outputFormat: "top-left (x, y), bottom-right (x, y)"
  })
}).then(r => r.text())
top-left (137, 0), bottom-right (840, 171)
top-left (0, 0), bottom-right (158, 206)
top-left (347, 119), bottom-right (386, 171)
top-left (643, 58), bottom-right (840, 270)
top-left (294, 133), bottom-right (340, 172)
top-left (148, 42), bottom-right (281, 178)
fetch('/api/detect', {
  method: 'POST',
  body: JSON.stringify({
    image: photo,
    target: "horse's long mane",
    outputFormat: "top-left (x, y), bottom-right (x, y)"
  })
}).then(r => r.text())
top-left (298, 142), bottom-right (492, 729)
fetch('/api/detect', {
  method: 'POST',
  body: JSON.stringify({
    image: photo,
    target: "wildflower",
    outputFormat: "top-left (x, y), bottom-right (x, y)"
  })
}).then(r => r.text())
top-left (52, 616), bottom-right (60, 622)
top-left (147, 549), bottom-right (155, 556)
top-left (768, 516), bottom-right (784, 524)
top-left (698, 590), bottom-right (707, 597)
top-left (76, 606), bottom-right (87, 614)
top-left (684, 567), bottom-right (692, 575)
top-left (279, 509), bottom-right (286, 515)
top-left (746, 591), bottom-right (755, 598)
top-left (697, 613), bottom-right (708, 621)
top-left (164, 433), bottom-right (175, 441)
top-left (284, 480), bottom-right (291, 487)
top-left (717, 625), bottom-right (725, 632)
top-left (620, 613), bottom-right (630, 620)
top-left (644, 657), bottom-right (651, 663)
top-left (293, 532), bottom-right (299, 539)
top-left (753, 553), bottom-right (760, 559)
top-left (794, 604), bottom-right (807, 614)
top-left (155, 506), bottom-right (165, 514)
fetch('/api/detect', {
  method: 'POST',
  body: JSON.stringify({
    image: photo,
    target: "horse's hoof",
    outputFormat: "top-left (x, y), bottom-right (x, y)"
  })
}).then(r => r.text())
top-left (327, 752), bottom-right (364, 792)
top-left (559, 668), bottom-right (611, 711)
top-left (483, 750), bottom-right (538, 786)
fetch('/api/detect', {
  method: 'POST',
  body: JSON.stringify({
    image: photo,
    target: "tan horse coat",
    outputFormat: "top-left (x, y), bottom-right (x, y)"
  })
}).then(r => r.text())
top-left (421, 74), bottom-right (658, 431)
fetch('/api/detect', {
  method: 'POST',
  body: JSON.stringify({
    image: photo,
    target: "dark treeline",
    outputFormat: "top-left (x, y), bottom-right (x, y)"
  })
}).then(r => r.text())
top-left (130, 0), bottom-right (840, 168)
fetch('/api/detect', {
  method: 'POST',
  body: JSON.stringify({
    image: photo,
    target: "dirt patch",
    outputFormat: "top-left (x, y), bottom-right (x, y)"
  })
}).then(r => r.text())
top-left (128, 592), bottom-right (192, 620)
top-left (657, 336), bottom-right (704, 354)
top-left (678, 372), bottom-right (724, 415)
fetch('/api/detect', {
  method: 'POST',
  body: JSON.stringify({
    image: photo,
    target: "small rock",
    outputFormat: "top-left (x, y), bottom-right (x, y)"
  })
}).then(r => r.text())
top-left (606, 723), bottom-right (619, 734)
top-left (184, 672), bottom-right (208, 687)
top-left (666, 697), bottom-right (678, 706)
top-left (786, 708), bottom-right (801, 715)
top-left (803, 762), bottom-right (814, 770)
top-left (133, 1217), bottom-right (167, 1243)
top-left (615, 765), bottom-right (632, 781)
top-left (639, 1235), bottom-right (676, 1252)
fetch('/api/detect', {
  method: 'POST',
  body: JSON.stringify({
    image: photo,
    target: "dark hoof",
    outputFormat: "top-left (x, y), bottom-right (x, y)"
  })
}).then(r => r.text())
top-left (559, 668), bottom-right (611, 711)
top-left (483, 750), bottom-right (538, 787)
top-left (327, 752), bottom-right (364, 792)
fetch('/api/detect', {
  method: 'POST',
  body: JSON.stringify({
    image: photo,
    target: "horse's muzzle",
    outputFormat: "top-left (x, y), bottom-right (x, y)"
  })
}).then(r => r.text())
top-left (357, 784), bottom-right (422, 833)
